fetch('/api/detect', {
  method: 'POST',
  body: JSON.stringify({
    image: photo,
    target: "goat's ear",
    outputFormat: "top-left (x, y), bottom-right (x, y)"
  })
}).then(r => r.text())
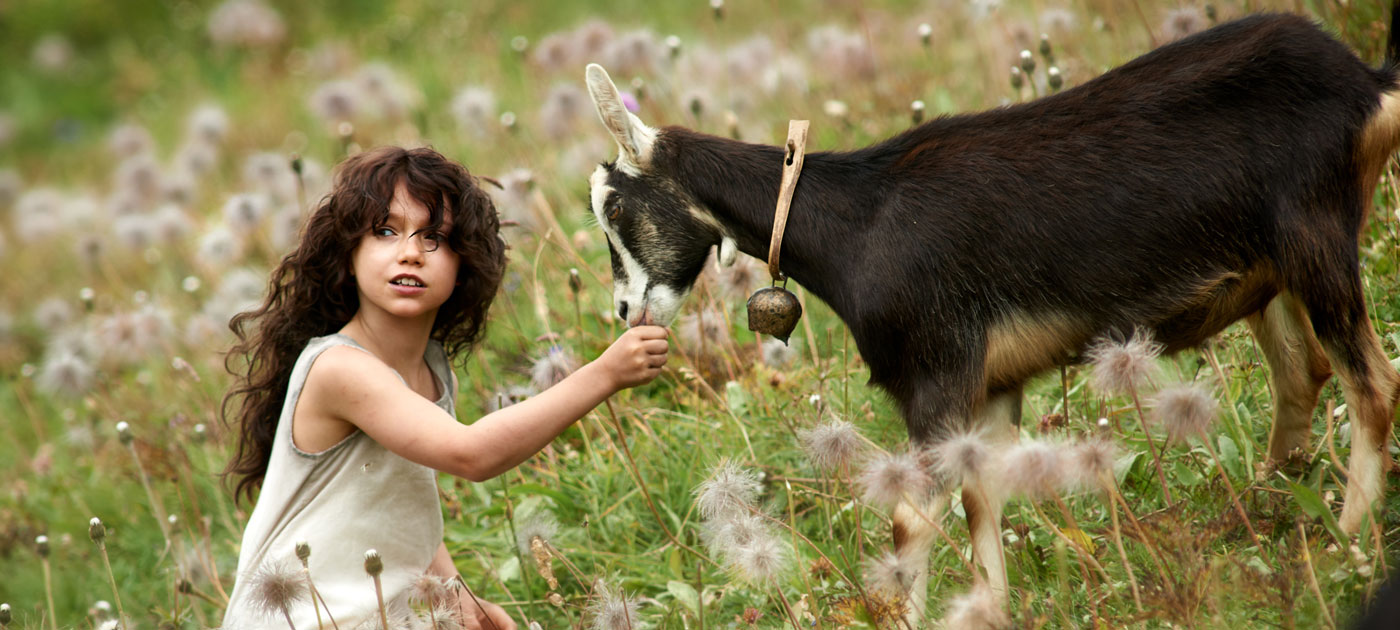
top-left (586, 63), bottom-right (654, 168)
top-left (718, 236), bottom-right (738, 267)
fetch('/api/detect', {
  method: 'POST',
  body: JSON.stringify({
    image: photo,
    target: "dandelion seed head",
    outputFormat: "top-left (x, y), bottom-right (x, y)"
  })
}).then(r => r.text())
top-left (37, 350), bottom-right (94, 398)
top-left (112, 213), bottom-right (158, 251)
top-left (451, 86), bottom-right (497, 137)
top-left (539, 82), bottom-right (588, 141)
top-left (604, 29), bottom-right (664, 77)
top-left (247, 559), bottom-right (308, 618)
top-left (531, 345), bottom-right (579, 391)
top-left (865, 551), bottom-right (920, 598)
top-left (208, 0), bottom-right (287, 48)
top-left (798, 419), bottom-right (862, 471)
top-left (1153, 383), bottom-right (1218, 443)
top-left (588, 581), bottom-right (640, 630)
top-left (931, 431), bottom-right (998, 486)
top-left (732, 532), bottom-right (789, 585)
top-left (515, 509), bottom-right (559, 556)
top-left (1002, 440), bottom-right (1068, 498)
top-left (695, 459), bottom-right (762, 520)
top-left (1066, 438), bottom-right (1117, 491)
top-left (856, 450), bottom-right (934, 509)
top-left (197, 227), bottom-right (243, 272)
top-left (187, 104), bottom-right (230, 145)
top-left (177, 139), bottom-right (219, 176)
top-left (1086, 328), bottom-right (1162, 396)
top-left (309, 79), bottom-right (362, 124)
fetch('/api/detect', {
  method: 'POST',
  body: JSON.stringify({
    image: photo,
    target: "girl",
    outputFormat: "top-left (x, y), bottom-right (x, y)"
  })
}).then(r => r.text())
top-left (220, 146), bottom-right (669, 629)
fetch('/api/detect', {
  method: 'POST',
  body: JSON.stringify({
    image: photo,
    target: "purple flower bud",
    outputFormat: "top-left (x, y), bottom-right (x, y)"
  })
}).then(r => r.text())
top-left (620, 91), bottom-right (640, 114)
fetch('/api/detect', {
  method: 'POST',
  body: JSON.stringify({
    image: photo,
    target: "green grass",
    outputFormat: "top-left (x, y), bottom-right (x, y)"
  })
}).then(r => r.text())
top-left (1, 0), bottom-right (1398, 628)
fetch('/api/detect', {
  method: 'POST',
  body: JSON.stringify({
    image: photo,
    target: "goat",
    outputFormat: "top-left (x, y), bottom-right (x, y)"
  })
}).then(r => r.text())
top-left (585, 9), bottom-right (1400, 620)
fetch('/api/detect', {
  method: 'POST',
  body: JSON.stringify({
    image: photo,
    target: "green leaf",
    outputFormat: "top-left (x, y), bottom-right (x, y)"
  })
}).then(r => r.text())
top-left (1287, 481), bottom-right (1345, 545)
top-left (667, 580), bottom-right (700, 615)
top-left (724, 380), bottom-right (750, 415)
top-left (509, 484), bottom-right (577, 512)
top-left (1114, 451), bottom-right (1141, 486)
top-left (1174, 460), bottom-right (1203, 487)
top-left (497, 555), bottom-right (521, 582)
top-left (1217, 434), bottom-right (1242, 479)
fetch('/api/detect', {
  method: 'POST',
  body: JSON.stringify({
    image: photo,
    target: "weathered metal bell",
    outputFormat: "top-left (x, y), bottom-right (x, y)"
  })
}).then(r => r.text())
top-left (747, 285), bottom-right (802, 343)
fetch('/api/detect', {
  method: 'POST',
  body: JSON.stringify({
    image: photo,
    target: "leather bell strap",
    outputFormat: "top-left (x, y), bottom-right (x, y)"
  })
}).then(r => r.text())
top-left (768, 120), bottom-right (809, 282)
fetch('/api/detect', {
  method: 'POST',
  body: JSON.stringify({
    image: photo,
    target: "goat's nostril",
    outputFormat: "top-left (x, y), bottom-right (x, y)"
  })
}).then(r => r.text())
top-left (618, 302), bottom-right (629, 322)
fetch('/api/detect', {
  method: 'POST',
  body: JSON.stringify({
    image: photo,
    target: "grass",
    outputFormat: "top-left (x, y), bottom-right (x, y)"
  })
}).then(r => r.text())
top-left (1, 0), bottom-right (1398, 628)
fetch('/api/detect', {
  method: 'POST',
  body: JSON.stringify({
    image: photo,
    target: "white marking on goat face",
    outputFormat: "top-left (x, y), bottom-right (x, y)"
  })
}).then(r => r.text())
top-left (588, 164), bottom-right (721, 327)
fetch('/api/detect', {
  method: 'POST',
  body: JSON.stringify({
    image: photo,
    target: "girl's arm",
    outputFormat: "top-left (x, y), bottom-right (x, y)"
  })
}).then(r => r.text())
top-left (303, 326), bottom-right (668, 482)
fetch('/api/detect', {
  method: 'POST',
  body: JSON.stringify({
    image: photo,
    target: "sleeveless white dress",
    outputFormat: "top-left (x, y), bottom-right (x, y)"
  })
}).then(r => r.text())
top-left (222, 333), bottom-right (454, 629)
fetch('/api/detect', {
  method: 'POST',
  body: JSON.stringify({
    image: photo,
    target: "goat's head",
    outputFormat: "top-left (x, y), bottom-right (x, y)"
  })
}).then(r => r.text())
top-left (585, 63), bottom-right (739, 327)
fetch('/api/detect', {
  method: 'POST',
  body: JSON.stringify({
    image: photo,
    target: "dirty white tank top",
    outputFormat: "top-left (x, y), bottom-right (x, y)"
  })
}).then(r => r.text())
top-left (222, 333), bottom-right (455, 629)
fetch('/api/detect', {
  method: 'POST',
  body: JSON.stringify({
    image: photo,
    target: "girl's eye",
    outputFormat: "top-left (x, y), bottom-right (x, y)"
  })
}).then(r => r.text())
top-left (374, 227), bottom-right (395, 237)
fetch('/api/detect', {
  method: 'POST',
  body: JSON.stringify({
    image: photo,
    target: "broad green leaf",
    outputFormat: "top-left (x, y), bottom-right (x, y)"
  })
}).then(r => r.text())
top-left (724, 380), bottom-right (750, 414)
top-left (1287, 480), bottom-right (1345, 545)
top-left (667, 580), bottom-right (700, 615)
top-left (1217, 434), bottom-right (1242, 479)
top-left (497, 555), bottom-right (521, 582)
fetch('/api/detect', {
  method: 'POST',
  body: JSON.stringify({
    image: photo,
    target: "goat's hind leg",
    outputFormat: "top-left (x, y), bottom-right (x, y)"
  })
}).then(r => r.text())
top-left (1291, 252), bottom-right (1400, 533)
top-left (1246, 293), bottom-right (1333, 477)
top-left (892, 492), bottom-right (949, 624)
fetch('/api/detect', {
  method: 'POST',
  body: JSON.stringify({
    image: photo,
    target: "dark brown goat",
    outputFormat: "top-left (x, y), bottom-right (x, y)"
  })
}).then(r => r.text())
top-left (586, 10), bottom-right (1400, 619)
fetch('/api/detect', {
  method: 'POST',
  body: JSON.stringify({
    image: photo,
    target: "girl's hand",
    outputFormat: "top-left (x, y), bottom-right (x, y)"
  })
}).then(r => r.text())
top-left (597, 325), bottom-right (670, 390)
top-left (456, 591), bottom-right (517, 630)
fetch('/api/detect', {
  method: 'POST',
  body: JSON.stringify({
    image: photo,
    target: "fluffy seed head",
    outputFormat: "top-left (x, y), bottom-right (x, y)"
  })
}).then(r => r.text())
top-left (515, 510), bottom-right (560, 556)
top-left (731, 532), bottom-right (790, 585)
top-left (1002, 440), bottom-right (1068, 498)
top-left (939, 585), bottom-right (1009, 629)
top-left (247, 559), bottom-right (308, 618)
top-left (1153, 383), bottom-right (1219, 444)
top-left (695, 460), bottom-right (762, 520)
top-left (699, 511), bottom-right (768, 555)
top-left (865, 551), bottom-right (921, 598)
top-left (1086, 328), bottom-right (1162, 396)
top-left (409, 573), bottom-right (453, 607)
top-left (531, 345), bottom-right (579, 391)
top-left (930, 431), bottom-right (997, 486)
top-left (1066, 439), bottom-right (1117, 491)
top-left (89, 517), bottom-right (106, 544)
top-left (588, 581), bottom-right (639, 630)
top-left (364, 549), bottom-right (383, 576)
top-left (855, 450), bottom-right (934, 509)
top-left (798, 419), bottom-right (863, 472)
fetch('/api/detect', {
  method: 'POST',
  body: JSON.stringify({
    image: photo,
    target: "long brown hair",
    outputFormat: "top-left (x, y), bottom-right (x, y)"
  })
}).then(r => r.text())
top-left (221, 146), bottom-right (506, 505)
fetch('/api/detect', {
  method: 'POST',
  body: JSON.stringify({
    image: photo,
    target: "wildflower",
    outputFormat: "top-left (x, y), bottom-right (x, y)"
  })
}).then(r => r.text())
top-left (912, 100), bottom-right (926, 125)
top-left (761, 336), bottom-right (800, 368)
top-left (364, 549), bottom-right (383, 576)
top-left (197, 226), bottom-right (243, 270)
top-left (531, 32), bottom-right (576, 72)
top-left (408, 573), bottom-right (453, 607)
top-left (36, 534), bottom-right (50, 558)
top-left (1010, 66), bottom-right (1025, 90)
top-left (674, 308), bottom-right (729, 351)
top-left (604, 29), bottom-right (664, 77)
top-left (587, 580), bottom-right (639, 630)
top-left (162, 169), bottom-right (199, 206)
top-left (114, 153), bottom-right (163, 200)
top-left (1048, 66), bottom-right (1063, 91)
top-left (856, 450), bottom-right (934, 509)
top-left (90, 517), bottom-right (106, 544)
top-left (244, 153), bottom-right (298, 202)
top-left (187, 103), bottom-right (230, 145)
top-left (355, 62), bottom-right (420, 122)
top-left (107, 123), bottom-right (155, 158)
top-left (14, 188), bottom-right (64, 241)
top-left (32, 33), bottom-right (74, 74)
top-left (309, 79), bottom-right (362, 124)
top-left (37, 350), bottom-right (94, 398)
top-left (1040, 8), bottom-right (1078, 33)
top-left (1162, 7), bottom-right (1208, 42)
top-left (1152, 383), bottom-right (1218, 444)
top-left (665, 34), bottom-right (682, 58)
top-left (930, 431), bottom-right (996, 486)
top-left (695, 460), bottom-right (762, 519)
top-left (865, 551), bottom-right (920, 598)
top-left (573, 19), bottom-right (616, 60)
top-left (1066, 438), bottom-right (1116, 491)
top-left (732, 533), bottom-right (789, 585)
top-left (1019, 49), bottom-right (1035, 74)
top-left (116, 421), bottom-right (133, 445)
top-left (514, 510), bottom-right (559, 556)
top-left (32, 297), bottom-right (74, 332)
top-left (112, 214), bottom-right (158, 251)
top-left (1085, 328), bottom-right (1162, 396)
top-left (531, 345), bottom-right (579, 391)
top-left (451, 86), bottom-right (496, 137)
top-left (207, 0), bottom-right (287, 48)
top-left (539, 82), bottom-right (588, 141)
top-left (806, 25), bottom-right (875, 80)
top-left (939, 585), bottom-right (1009, 629)
top-left (177, 139), bottom-right (219, 176)
top-left (247, 559), bottom-right (308, 620)
top-left (699, 511), bottom-right (768, 554)
top-left (797, 419), bottom-right (862, 471)
top-left (1002, 439), bottom-right (1067, 498)
top-left (0, 603), bottom-right (9, 624)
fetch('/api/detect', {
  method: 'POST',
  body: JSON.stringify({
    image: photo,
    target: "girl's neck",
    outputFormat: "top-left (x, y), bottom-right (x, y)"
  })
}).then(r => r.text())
top-left (339, 310), bottom-right (436, 376)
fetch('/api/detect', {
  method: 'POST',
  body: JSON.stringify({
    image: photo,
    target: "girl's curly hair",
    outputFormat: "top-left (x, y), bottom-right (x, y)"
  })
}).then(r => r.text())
top-left (221, 146), bottom-right (506, 505)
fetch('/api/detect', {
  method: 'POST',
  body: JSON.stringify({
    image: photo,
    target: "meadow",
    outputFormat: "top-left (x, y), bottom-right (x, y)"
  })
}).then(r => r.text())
top-left (0, 0), bottom-right (1397, 628)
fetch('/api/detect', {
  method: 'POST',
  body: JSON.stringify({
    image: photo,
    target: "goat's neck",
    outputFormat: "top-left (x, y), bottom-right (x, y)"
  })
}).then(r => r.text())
top-left (660, 127), bottom-right (869, 310)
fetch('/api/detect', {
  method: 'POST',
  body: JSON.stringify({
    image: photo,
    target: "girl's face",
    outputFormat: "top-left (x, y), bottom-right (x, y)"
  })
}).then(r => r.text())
top-left (349, 182), bottom-right (461, 323)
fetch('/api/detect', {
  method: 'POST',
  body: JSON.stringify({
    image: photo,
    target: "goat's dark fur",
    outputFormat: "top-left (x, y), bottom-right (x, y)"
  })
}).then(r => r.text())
top-left (588, 8), bottom-right (1400, 609)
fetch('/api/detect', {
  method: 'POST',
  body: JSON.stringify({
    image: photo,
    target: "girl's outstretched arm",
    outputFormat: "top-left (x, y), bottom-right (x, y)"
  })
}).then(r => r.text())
top-left (302, 326), bottom-right (669, 482)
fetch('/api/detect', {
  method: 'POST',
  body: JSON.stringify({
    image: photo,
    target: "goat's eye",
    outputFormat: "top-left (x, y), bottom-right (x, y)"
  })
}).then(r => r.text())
top-left (606, 201), bottom-right (622, 221)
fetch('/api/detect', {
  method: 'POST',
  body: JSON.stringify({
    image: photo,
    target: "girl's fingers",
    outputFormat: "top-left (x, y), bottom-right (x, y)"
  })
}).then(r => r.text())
top-left (643, 339), bottom-right (669, 355)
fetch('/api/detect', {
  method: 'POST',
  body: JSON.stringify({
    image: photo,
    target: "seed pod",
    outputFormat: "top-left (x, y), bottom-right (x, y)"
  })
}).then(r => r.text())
top-left (1, 603), bottom-right (10, 624)
top-left (1019, 49), bottom-right (1036, 74)
top-left (1048, 67), bottom-right (1063, 91)
top-left (568, 268), bottom-right (582, 295)
top-left (290, 154), bottom-right (303, 177)
top-left (1039, 34), bottom-right (1053, 60)
top-left (1010, 66), bottom-right (1025, 90)
top-left (911, 100), bottom-right (926, 125)
top-left (364, 549), bottom-right (383, 576)
top-left (116, 421), bottom-right (133, 446)
top-left (36, 535), bottom-right (50, 558)
top-left (296, 540), bottom-right (311, 564)
top-left (917, 23), bottom-right (933, 47)
top-left (710, 0), bottom-right (723, 20)
top-left (178, 578), bottom-right (194, 594)
top-left (747, 286), bottom-right (802, 343)
top-left (90, 517), bottom-right (106, 544)
top-left (666, 35), bottom-right (682, 59)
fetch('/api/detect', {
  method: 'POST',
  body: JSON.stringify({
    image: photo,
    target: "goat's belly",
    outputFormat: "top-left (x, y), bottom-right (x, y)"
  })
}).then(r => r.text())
top-left (1148, 265), bottom-right (1280, 352)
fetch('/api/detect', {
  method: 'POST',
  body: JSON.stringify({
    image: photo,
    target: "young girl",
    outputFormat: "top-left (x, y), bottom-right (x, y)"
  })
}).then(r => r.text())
top-left (220, 146), bottom-right (669, 629)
